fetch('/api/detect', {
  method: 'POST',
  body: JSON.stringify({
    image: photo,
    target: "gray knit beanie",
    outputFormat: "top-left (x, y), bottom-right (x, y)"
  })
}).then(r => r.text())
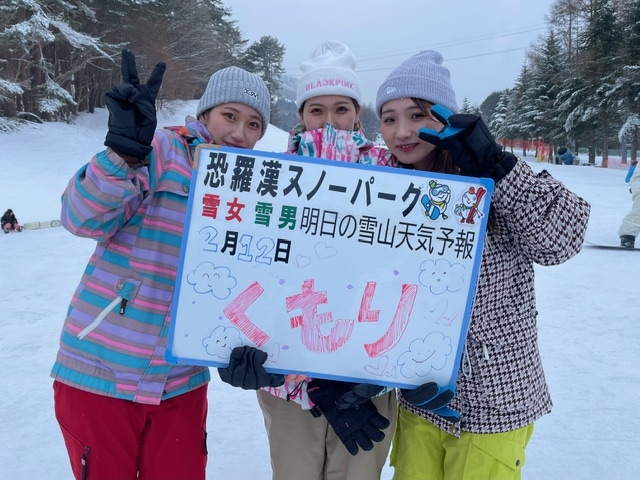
top-left (375, 50), bottom-right (458, 118)
top-left (196, 66), bottom-right (271, 137)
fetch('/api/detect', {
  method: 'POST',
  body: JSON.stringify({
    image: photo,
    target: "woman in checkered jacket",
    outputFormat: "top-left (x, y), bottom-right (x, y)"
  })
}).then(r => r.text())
top-left (376, 50), bottom-right (590, 480)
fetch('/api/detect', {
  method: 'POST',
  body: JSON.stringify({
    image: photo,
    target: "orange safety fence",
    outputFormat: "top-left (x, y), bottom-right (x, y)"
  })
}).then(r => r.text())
top-left (497, 139), bottom-right (551, 162)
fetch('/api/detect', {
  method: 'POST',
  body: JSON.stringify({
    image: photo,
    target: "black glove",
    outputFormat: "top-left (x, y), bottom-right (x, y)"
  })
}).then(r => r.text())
top-left (336, 383), bottom-right (385, 409)
top-left (401, 382), bottom-right (460, 423)
top-left (104, 49), bottom-right (166, 165)
top-left (217, 346), bottom-right (285, 390)
top-left (418, 104), bottom-right (517, 182)
top-left (307, 379), bottom-right (390, 456)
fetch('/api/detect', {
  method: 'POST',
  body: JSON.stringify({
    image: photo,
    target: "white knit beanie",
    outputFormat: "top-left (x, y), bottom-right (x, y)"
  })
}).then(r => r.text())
top-left (375, 50), bottom-right (458, 117)
top-left (296, 40), bottom-right (362, 107)
top-left (196, 66), bottom-right (271, 137)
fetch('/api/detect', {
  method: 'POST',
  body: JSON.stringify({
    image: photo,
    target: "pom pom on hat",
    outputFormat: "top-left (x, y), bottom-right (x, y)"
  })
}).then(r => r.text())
top-left (296, 40), bottom-right (361, 107)
top-left (375, 50), bottom-right (458, 117)
top-left (196, 66), bottom-right (271, 137)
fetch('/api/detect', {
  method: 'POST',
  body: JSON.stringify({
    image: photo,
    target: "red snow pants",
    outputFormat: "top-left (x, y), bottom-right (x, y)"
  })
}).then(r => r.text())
top-left (53, 381), bottom-right (208, 480)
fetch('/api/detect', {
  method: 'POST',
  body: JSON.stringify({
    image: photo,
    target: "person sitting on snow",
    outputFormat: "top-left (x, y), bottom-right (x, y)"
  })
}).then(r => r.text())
top-left (1, 209), bottom-right (22, 233)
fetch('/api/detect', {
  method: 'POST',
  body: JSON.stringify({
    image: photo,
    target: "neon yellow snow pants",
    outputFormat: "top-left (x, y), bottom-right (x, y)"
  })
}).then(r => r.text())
top-left (390, 406), bottom-right (534, 480)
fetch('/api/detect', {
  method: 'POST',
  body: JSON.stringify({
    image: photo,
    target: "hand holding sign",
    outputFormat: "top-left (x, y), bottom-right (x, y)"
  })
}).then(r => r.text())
top-left (217, 346), bottom-right (285, 390)
top-left (308, 379), bottom-right (390, 456)
top-left (401, 382), bottom-right (460, 423)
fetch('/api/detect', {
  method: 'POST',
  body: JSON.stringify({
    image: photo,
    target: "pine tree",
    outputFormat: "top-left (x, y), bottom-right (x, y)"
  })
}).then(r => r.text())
top-left (503, 62), bottom-right (534, 156)
top-left (615, 0), bottom-right (640, 161)
top-left (479, 91), bottom-right (502, 125)
top-left (528, 30), bottom-right (565, 158)
top-left (489, 90), bottom-right (509, 139)
top-left (0, 0), bottom-right (114, 120)
top-left (576, 0), bottom-right (623, 165)
top-left (242, 35), bottom-right (286, 118)
top-left (0, 0), bottom-right (253, 121)
top-left (459, 97), bottom-right (472, 114)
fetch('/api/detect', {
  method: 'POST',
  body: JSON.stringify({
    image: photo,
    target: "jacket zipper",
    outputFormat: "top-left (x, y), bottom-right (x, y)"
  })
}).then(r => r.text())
top-left (77, 296), bottom-right (123, 339)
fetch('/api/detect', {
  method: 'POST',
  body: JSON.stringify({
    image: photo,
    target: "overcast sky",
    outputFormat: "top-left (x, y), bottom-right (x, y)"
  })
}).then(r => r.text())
top-left (228, 0), bottom-right (556, 108)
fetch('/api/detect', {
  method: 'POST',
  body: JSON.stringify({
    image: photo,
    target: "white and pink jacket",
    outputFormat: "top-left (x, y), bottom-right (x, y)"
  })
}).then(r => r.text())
top-left (286, 122), bottom-right (395, 167)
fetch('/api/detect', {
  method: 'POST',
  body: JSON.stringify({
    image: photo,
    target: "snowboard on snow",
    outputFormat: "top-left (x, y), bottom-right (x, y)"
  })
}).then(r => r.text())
top-left (584, 240), bottom-right (639, 251)
top-left (22, 219), bottom-right (62, 230)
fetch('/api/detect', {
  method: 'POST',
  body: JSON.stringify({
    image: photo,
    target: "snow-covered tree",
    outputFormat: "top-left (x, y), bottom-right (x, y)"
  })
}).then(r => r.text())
top-left (577, 0), bottom-right (623, 164)
top-left (614, 0), bottom-right (640, 161)
top-left (0, 0), bottom-right (113, 120)
top-left (479, 90), bottom-right (502, 125)
top-left (502, 62), bottom-right (535, 156)
top-left (0, 0), bottom-right (258, 122)
top-left (527, 29), bottom-right (566, 157)
top-left (489, 90), bottom-right (509, 139)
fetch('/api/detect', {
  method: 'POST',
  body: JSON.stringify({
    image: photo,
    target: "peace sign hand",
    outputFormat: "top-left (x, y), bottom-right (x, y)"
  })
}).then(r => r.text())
top-left (104, 49), bottom-right (166, 165)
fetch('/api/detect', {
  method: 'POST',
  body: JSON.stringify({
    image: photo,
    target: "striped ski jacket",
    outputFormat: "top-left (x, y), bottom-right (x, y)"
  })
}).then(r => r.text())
top-left (51, 118), bottom-right (211, 405)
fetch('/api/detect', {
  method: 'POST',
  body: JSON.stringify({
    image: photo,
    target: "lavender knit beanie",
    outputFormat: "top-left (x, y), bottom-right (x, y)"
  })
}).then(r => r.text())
top-left (375, 50), bottom-right (458, 117)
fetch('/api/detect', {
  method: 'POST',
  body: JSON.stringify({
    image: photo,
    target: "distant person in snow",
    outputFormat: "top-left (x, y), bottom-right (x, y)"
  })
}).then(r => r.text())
top-left (375, 50), bottom-right (591, 480)
top-left (51, 49), bottom-right (278, 480)
top-left (618, 159), bottom-right (640, 248)
top-left (1, 209), bottom-right (22, 233)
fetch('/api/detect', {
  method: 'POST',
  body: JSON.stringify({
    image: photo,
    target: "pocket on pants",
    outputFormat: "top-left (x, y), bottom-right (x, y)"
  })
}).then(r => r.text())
top-left (465, 431), bottom-right (527, 478)
top-left (57, 420), bottom-right (90, 480)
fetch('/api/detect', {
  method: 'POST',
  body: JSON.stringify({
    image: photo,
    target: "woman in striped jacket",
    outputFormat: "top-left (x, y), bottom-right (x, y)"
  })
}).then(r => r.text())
top-left (51, 50), bottom-right (272, 480)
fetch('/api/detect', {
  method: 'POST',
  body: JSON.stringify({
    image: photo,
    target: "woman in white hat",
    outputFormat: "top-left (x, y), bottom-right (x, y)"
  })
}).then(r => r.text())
top-left (262, 40), bottom-right (396, 480)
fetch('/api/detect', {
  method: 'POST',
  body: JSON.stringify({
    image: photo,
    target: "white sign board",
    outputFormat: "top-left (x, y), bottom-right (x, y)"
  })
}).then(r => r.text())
top-left (167, 145), bottom-right (493, 388)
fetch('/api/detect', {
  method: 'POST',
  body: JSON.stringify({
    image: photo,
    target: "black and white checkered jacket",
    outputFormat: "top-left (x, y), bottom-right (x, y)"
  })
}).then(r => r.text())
top-left (399, 160), bottom-right (591, 436)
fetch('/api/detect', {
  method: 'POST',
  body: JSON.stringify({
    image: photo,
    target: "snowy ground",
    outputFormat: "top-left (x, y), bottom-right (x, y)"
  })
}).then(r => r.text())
top-left (1, 102), bottom-right (638, 479)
